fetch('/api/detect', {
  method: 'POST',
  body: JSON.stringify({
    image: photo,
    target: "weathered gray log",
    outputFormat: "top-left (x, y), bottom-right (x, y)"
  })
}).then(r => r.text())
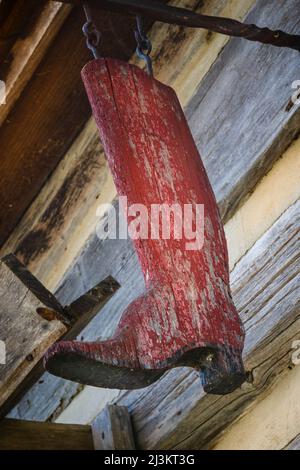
top-left (92, 404), bottom-right (135, 450)
top-left (186, 0), bottom-right (300, 222)
top-left (0, 418), bottom-right (94, 450)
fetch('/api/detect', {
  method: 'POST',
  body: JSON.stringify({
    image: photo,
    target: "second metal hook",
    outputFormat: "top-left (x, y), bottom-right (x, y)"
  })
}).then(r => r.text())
top-left (82, 2), bottom-right (101, 59)
top-left (135, 15), bottom-right (153, 76)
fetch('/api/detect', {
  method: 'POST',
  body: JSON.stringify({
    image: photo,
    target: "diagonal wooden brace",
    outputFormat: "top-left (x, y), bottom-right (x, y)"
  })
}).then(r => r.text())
top-left (45, 59), bottom-right (246, 395)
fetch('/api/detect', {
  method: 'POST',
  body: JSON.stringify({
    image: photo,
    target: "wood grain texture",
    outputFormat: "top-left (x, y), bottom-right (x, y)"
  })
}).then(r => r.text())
top-left (0, 254), bottom-right (67, 411)
top-left (186, 0), bottom-right (300, 222)
top-left (0, 1), bottom-right (72, 127)
top-left (225, 137), bottom-right (300, 270)
top-left (144, 0), bottom-right (256, 108)
top-left (92, 405), bottom-right (135, 450)
top-left (0, 6), bottom-right (91, 246)
top-left (0, 418), bottom-right (94, 450)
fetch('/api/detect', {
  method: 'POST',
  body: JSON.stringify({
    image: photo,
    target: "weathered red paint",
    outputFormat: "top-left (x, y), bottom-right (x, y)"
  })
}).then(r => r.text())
top-left (45, 59), bottom-right (245, 394)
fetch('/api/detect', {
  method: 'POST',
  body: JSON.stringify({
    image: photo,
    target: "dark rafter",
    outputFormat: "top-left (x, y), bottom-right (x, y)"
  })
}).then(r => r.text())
top-left (55, 0), bottom-right (300, 52)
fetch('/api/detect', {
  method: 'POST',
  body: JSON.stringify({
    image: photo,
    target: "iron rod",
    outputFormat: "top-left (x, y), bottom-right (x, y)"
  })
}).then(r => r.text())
top-left (56, 0), bottom-right (300, 52)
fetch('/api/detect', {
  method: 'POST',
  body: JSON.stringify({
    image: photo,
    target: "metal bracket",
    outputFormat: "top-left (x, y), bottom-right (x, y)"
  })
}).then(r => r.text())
top-left (56, 0), bottom-right (300, 52)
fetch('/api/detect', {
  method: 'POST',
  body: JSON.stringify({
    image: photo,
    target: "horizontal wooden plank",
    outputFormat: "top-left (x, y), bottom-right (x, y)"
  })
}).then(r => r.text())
top-left (1, 119), bottom-right (114, 291)
top-left (186, 0), bottom-right (300, 222)
top-left (0, 6), bottom-right (91, 246)
top-left (138, 0), bottom-right (256, 107)
top-left (0, 0), bottom-right (42, 62)
top-left (0, 418), bottom-right (94, 450)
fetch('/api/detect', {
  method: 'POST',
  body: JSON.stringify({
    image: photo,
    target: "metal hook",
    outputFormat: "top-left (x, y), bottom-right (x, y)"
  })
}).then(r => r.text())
top-left (82, 2), bottom-right (101, 59)
top-left (134, 15), bottom-right (153, 76)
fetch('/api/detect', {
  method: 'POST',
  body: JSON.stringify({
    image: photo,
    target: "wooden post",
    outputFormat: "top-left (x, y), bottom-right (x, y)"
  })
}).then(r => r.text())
top-left (0, 254), bottom-right (119, 417)
top-left (0, 255), bottom-right (68, 411)
top-left (92, 405), bottom-right (136, 450)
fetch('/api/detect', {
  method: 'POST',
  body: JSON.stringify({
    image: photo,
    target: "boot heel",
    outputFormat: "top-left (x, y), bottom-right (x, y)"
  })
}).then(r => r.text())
top-left (200, 345), bottom-right (246, 395)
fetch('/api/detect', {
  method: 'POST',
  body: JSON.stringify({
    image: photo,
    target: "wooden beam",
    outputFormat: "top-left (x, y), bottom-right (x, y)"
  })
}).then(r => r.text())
top-left (92, 405), bottom-right (136, 450)
top-left (0, 254), bottom-right (119, 418)
top-left (0, 254), bottom-right (68, 411)
top-left (2, 0), bottom-right (296, 290)
top-left (0, 407), bottom-right (134, 450)
top-left (0, 418), bottom-right (94, 450)
top-left (0, 1), bottom-right (72, 128)
top-left (225, 137), bottom-right (300, 269)
top-left (1, 118), bottom-right (113, 291)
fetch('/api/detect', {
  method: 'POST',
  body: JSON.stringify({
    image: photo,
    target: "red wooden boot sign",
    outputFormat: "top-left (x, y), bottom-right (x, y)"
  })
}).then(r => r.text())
top-left (45, 59), bottom-right (246, 395)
